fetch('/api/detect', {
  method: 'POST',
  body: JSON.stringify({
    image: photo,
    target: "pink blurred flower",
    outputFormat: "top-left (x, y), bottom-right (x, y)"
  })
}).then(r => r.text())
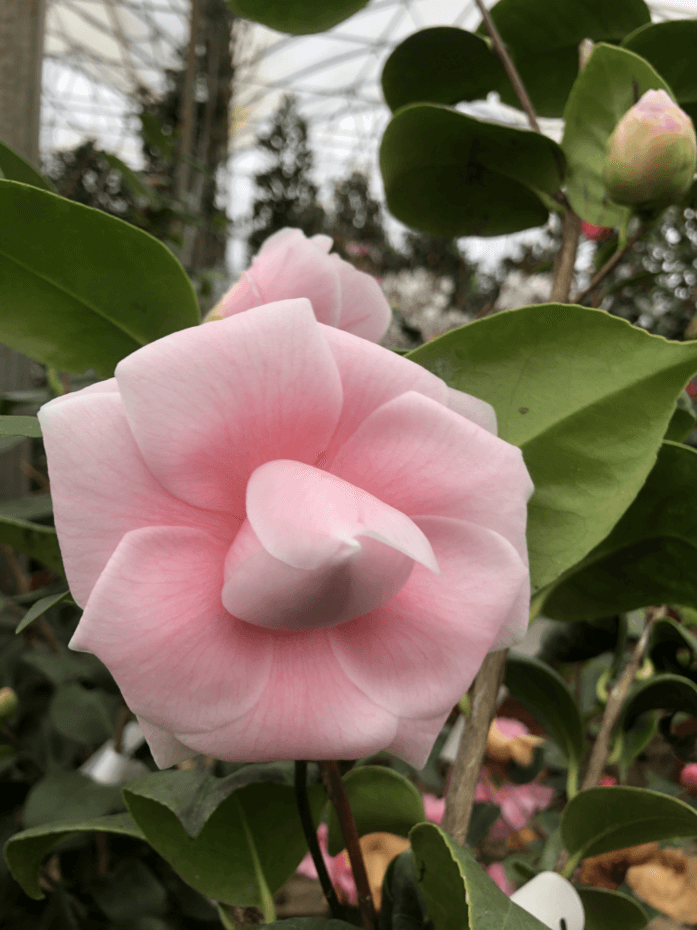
top-left (422, 794), bottom-right (446, 825)
top-left (208, 228), bottom-right (391, 343)
top-left (599, 775), bottom-right (617, 787)
top-left (580, 222), bottom-right (613, 241)
top-left (486, 862), bottom-right (515, 896)
top-left (476, 768), bottom-right (554, 839)
top-left (39, 300), bottom-right (533, 769)
top-left (686, 379), bottom-right (697, 400)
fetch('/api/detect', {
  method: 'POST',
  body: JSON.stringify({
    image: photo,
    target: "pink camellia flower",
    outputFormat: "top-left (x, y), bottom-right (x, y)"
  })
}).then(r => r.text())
top-left (680, 763), bottom-right (697, 789)
top-left (486, 862), bottom-right (515, 896)
top-left (38, 300), bottom-right (532, 768)
top-left (475, 768), bottom-right (554, 839)
top-left (207, 227), bottom-right (391, 343)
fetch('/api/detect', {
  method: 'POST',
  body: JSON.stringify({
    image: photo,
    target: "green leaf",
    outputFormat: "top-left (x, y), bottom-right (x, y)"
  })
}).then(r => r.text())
top-left (665, 404), bottom-right (696, 442)
top-left (3, 812), bottom-right (144, 900)
top-left (613, 710), bottom-right (658, 779)
top-left (380, 850), bottom-right (428, 930)
top-left (480, 0), bottom-right (650, 117)
top-left (226, 0), bottom-right (368, 34)
top-left (648, 617), bottom-right (697, 677)
top-left (408, 306), bottom-right (697, 587)
top-left (622, 673), bottom-right (697, 728)
top-left (562, 43), bottom-right (673, 227)
top-left (0, 141), bottom-right (54, 192)
top-left (0, 180), bottom-right (200, 376)
top-left (91, 858), bottom-right (167, 920)
top-left (123, 771), bottom-right (325, 907)
top-left (0, 415), bottom-right (41, 438)
top-left (15, 590), bottom-right (71, 634)
top-left (578, 887), bottom-right (647, 930)
top-left (22, 771), bottom-right (123, 829)
top-left (410, 822), bottom-right (549, 929)
top-left (380, 104), bottom-right (564, 238)
top-left (622, 20), bottom-right (697, 124)
top-left (22, 648), bottom-right (108, 686)
top-left (0, 492), bottom-right (52, 521)
top-left (467, 802), bottom-right (501, 847)
top-left (561, 786), bottom-right (697, 869)
top-left (541, 443), bottom-right (697, 620)
top-left (505, 655), bottom-right (584, 794)
top-left (0, 514), bottom-right (64, 575)
top-left (381, 28), bottom-right (506, 113)
top-left (326, 766), bottom-right (425, 856)
top-left (49, 682), bottom-right (118, 744)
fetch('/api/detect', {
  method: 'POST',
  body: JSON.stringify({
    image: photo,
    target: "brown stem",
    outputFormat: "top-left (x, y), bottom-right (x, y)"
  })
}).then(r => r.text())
top-left (112, 702), bottom-right (133, 754)
top-left (472, 0), bottom-right (540, 132)
top-left (573, 224), bottom-right (646, 305)
top-left (581, 609), bottom-right (662, 791)
top-left (551, 210), bottom-right (582, 302)
top-left (441, 650), bottom-right (507, 846)
top-left (318, 761), bottom-right (376, 930)
top-left (174, 0), bottom-right (200, 202)
top-left (555, 609), bottom-right (662, 874)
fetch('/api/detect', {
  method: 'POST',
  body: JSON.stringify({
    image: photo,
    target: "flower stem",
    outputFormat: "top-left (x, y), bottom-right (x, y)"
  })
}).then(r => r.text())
top-left (442, 649), bottom-right (507, 845)
top-left (294, 761), bottom-right (345, 922)
top-left (573, 224), bottom-right (646, 305)
top-left (318, 760), bottom-right (376, 930)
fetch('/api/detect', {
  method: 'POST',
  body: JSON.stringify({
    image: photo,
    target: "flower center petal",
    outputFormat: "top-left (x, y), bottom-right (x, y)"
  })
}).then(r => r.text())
top-left (221, 460), bottom-right (439, 631)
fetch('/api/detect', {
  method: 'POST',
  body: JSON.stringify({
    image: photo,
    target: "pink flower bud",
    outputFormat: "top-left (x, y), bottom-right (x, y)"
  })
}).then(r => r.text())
top-left (604, 90), bottom-right (696, 212)
top-left (580, 222), bottom-right (613, 241)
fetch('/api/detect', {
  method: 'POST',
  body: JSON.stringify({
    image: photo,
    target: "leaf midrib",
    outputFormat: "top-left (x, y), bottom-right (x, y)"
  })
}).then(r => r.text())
top-left (0, 245), bottom-right (146, 348)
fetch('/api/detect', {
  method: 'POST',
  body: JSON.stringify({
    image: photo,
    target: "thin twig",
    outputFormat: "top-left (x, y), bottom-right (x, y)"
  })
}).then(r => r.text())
top-left (472, 0), bottom-right (540, 132)
top-left (555, 609), bottom-right (662, 874)
top-left (441, 650), bottom-right (507, 846)
top-left (573, 224), bottom-right (646, 305)
top-left (551, 210), bottom-right (581, 302)
top-left (294, 761), bottom-right (345, 922)
top-left (319, 761), bottom-right (376, 930)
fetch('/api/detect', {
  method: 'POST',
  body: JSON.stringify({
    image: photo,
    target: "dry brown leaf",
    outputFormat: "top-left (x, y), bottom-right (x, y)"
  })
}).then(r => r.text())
top-left (341, 833), bottom-right (410, 911)
top-left (486, 719), bottom-right (546, 767)
top-left (627, 848), bottom-right (697, 924)
top-left (580, 843), bottom-right (659, 890)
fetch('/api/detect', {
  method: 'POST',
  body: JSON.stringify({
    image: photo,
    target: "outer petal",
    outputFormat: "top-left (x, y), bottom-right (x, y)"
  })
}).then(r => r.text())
top-left (329, 255), bottom-right (391, 343)
top-left (174, 627), bottom-right (399, 762)
top-left (385, 712), bottom-right (452, 771)
top-left (137, 718), bottom-right (196, 769)
top-left (319, 326), bottom-right (452, 461)
top-left (445, 385), bottom-right (497, 435)
top-left (38, 393), bottom-right (234, 607)
top-left (71, 526), bottom-right (274, 735)
top-left (330, 391), bottom-right (533, 561)
top-left (39, 378), bottom-right (119, 411)
top-left (115, 300), bottom-right (343, 513)
top-left (328, 516), bottom-right (528, 722)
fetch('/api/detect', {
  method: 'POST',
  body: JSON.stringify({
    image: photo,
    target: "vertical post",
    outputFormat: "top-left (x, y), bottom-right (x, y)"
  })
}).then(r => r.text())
top-left (0, 0), bottom-right (46, 544)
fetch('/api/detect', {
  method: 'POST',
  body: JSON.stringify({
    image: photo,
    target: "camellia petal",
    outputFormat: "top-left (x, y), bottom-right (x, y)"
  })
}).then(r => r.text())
top-left (115, 300), bottom-right (343, 513)
top-left (328, 254), bottom-right (392, 342)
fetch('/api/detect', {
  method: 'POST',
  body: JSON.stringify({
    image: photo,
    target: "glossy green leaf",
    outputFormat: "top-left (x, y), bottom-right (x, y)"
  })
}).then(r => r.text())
top-left (480, 0), bottom-right (650, 117)
top-left (613, 710), bottom-right (658, 779)
top-left (0, 415), bottom-right (41, 438)
top-left (49, 682), bottom-right (118, 744)
top-left (380, 850), bottom-right (428, 930)
top-left (123, 771), bottom-right (325, 907)
top-left (648, 617), bottom-right (697, 678)
top-left (505, 655), bottom-right (585, 770)
top-left (381, 28), bottom-right (506, 113)
top-left (260, 923), bottom-right (358, 930)
top-left (0, 140), bottom-right (53, 192)
top-left (578, 887), bottom-right (647, 930)
top-left (22, 771), bottom-right (123, 829)
top-left (665, 403), bottom-right (696, 442)
top-left (0, 180), bottom-right (199, 376)
top-left (541, 443), bottom-right (697, 620)
top-left (3, 812), bottom-right (144, 900)
top-left (409, 306), bottom-right (697, 587)
top-left (622, 20), bottom-right (697, 124)
top-left (562, 43), bottom-right (673, 226)
top-left (226, 0), bottom-right (368, 34)
top-left (326, 766), bottom-right (425, 855)
top-left (0, 492), bottom-right (52, 521)
top-left (22, 648), bottom-right (109, 686)
top-left (622, 673), bottom-right (697, 729)
top-left (15, 589), bottom-right (71, 634)
top-left (561, 786), bottom-right (697, 868)
top-left (410, 822), bottom-right (548, 930)
top-left (91, 858), bottom-right (168, 921)
top-left (102, 153), bottom-right (161, 207)
top-left (0, 514), bottom-right (64, 575)
top-left (380, 104), bottom-right (564, 238)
